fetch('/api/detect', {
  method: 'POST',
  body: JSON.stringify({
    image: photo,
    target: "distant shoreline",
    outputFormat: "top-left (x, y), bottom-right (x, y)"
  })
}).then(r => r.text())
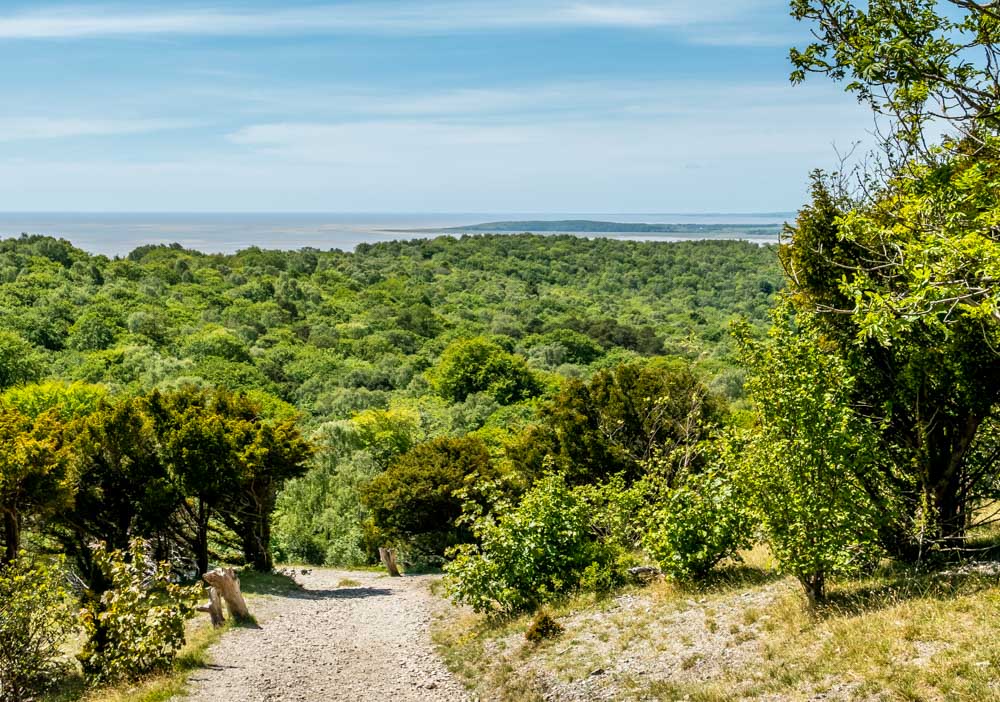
top-left (381, 219), bottom-right (783, 235)
top-left (0, 213), bottom-right (786, 257)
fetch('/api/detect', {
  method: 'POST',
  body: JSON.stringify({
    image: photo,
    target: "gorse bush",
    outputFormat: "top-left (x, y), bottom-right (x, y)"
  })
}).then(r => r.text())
top-left (0, 554), bottom-right (76, 702)
top-left (445, 474), bottom-right (617, 614)
top-left (78, 540), bottom-right (200, 684)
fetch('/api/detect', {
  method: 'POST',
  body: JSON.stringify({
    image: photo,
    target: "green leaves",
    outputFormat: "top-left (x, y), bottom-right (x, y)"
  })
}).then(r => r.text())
top-left (641, 462), bottom-right (751, 580)
top-left (77, 539), bottom-right (199, 684)
top-left (445, 474), bottom-right (618, 614)
top-left (790, 0), bottom-right (1000, 140)
top-left (0, 331), bottom-right (42, 391)
top-left (734, 306), bottom-right (884, 602)
top-left (428, 336), bottom-right (541, 405)
top-left (0, 554), bottom-right (76, 702)
top-left (361, 436), bottom-right (494, 562)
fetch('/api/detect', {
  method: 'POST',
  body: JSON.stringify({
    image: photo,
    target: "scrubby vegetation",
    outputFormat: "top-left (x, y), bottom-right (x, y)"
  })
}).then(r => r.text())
top-left (2, 0), bottom-right (1000, 699)
top-left (432, 0), bottom-right (1000, 698)
top-left (0, 232), bottom-right (781, 697)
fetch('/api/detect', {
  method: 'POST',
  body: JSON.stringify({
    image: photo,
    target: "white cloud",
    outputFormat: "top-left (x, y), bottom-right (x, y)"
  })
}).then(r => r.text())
top-left (0, 2), bottom-right (783, 43)
top-left (0, 117), bottom-right (192, 141)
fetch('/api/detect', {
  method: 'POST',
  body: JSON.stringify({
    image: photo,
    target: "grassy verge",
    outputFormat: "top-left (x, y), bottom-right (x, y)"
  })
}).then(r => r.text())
top-left (433, 547), bottom-right (1000, 701)
top-left (46, 619), bottom-right (231, 702)
top-left (45, 569), bottom-right (301, 702)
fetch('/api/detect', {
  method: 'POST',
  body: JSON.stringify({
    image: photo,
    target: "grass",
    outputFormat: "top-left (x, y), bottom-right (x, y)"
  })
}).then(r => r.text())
top-left (433, 544), bottom-right (1000, 701)
top-left (45, 619), bottom-right (230, 702)
top-left (238, 569), bottom-right (301, 597)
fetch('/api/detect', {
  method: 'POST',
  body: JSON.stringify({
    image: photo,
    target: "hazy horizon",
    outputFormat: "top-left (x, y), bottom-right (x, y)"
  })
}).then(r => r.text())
top-left (0, 210), bottom-right (789, 256)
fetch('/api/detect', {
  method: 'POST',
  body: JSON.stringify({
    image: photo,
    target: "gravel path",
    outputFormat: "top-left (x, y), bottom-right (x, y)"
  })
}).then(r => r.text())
top-left (181, 569), bottom-right (469, 701)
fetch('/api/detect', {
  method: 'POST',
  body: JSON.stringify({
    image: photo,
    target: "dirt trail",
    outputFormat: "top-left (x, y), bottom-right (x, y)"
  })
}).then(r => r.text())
top-left (181, 568), bottom-right (468, 701)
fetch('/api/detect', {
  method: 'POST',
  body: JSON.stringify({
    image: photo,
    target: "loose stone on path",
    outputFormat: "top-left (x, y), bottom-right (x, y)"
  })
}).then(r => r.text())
top-left (180, 568), bottom-right (468, 702)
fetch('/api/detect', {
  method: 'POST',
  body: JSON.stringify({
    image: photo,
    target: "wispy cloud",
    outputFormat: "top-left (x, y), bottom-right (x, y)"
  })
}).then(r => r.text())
top-left (0, 117), bottom-right (193, 141)
top-left (0, 2), bottom-right (784, 43)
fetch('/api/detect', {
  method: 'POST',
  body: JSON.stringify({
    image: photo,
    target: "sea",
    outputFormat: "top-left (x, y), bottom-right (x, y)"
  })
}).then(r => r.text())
top-left (0, 212), bottom-right (792, 258)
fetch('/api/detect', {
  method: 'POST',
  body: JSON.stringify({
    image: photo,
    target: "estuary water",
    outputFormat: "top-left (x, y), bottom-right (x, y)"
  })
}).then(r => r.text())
top-left (0, 212), bottom-right (791, 257)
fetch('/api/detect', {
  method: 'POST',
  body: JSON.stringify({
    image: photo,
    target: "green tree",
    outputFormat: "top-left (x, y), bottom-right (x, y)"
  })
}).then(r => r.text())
top-left (783, 168), bottom-right (1000, 552)
top-left (790, 0), bottom-right (1000, 144)
top-left (148, 387), bottom-right (241, 576)
top-left (56, 395), bottom-right (177, 587)
top-left (0, 407), bottom-right (69, 565)
top-left (0, 332), bottom-right (41, 390)
top-left (785, 0), bottom-right (1000, 553)
top-left (3, 380), bottom-right (107, 420)
top-left (734, 311), bottom-right (883, 604)
top-left (222, 410), bottom-right (313, 572)
top-left (361, 436), bottom-right (494, 561)
top-left (428, 336), bottom-right (541, 404)
top-left (512, 360), bottom-right (724, 484)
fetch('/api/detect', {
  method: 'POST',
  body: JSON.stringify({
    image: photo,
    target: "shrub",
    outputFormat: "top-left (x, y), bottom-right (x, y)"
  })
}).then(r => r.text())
top-left (524, 609), bottom-right (563, 643)
top-left (78, 540), bottom-right (200, 684)
top-left (445, 474), bottom-right (613, 614)
top-left (0, 555), bottom-right (76, 702)
top-left (641, 465), bottom-right (751, 580)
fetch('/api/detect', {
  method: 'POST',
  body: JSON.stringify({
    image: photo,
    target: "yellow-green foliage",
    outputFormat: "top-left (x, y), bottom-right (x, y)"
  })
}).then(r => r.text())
top-left (0, 555), bottom-right (76, 702)
top-left (78, 540), bottom-right (200, 684)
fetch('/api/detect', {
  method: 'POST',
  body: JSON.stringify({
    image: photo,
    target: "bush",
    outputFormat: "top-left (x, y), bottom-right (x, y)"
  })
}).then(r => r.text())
top-left (735, 312), bottom-right (883, 604)
top-left (0, 555), bottom-right (76, 702)
top-left (524, 609), bottom-right (563, 643)
top-left (78, 540), bottom-right (200, 684)
top-left (445, 474), bottom-right (614, 614)
top-left (641, 466), bottom-right (751, 579)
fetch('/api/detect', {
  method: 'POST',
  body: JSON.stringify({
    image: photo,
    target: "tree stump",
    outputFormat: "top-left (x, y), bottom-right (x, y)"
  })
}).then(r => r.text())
top-left (203, 567), bottom-right (252, 622)
top-left (379, 547), bottom-right (401, 577)
top-left (197, 585), bottom-right (226, 628)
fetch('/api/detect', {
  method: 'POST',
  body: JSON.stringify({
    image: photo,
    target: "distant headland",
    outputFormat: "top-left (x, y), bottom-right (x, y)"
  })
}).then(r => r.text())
top-left (382, 219), bottom-right (783, 235)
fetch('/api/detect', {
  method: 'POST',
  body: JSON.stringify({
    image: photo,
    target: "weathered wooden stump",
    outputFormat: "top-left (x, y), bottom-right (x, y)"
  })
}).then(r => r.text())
top-left (203, 567), bottom-right (252, 622)
top-left (379, 547), bottom-right (401, 577)
top-left (197, 585), bottom-right (226, 628)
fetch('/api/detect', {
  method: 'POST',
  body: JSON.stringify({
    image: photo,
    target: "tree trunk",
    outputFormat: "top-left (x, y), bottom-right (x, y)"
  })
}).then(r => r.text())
top-left (203, 567), bottom-right (252, 622)
top-left (799, 571), bottom-right (825, 607)
top-left (379, 547), bottom-right (401, 577)
top-left (195, 502), bottom-right (210, 576)
top-left (915, 411), bottom-right (982, 555)
top-left (197, 586), bottom-right (226, 628)
top-left (2, 509), bottom-right (19, 567)
top-left (241, 513), bottom-right (273, 573)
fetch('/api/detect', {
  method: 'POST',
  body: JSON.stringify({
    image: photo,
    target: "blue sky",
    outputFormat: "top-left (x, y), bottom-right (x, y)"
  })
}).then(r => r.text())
top-left (0, 1), bottom-right (873, 213)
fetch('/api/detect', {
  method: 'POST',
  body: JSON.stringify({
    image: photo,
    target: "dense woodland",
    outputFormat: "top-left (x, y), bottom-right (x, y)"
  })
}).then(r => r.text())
top-left (3, 0), bottom-right (1000, 699)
